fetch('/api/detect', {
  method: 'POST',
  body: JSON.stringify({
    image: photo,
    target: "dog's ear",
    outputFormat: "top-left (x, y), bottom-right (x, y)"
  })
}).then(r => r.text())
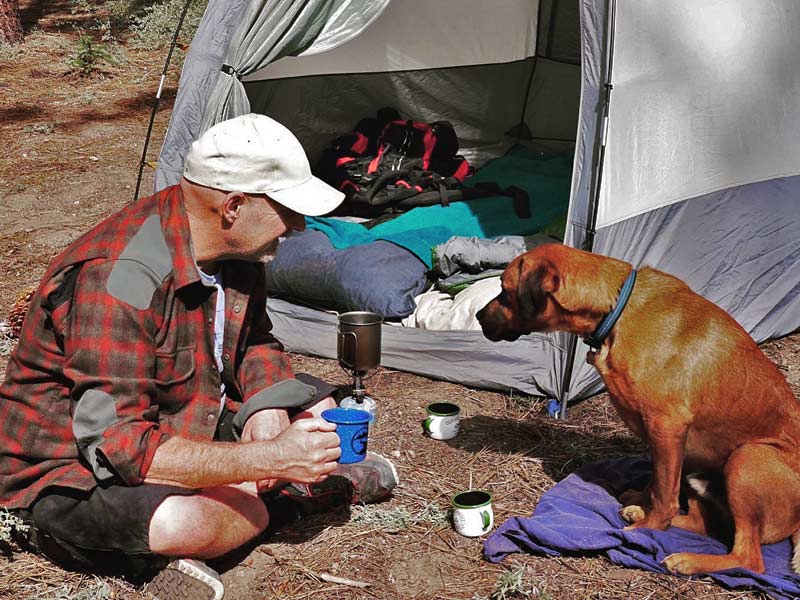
top-left (518, 259), bottom-right (560, 320)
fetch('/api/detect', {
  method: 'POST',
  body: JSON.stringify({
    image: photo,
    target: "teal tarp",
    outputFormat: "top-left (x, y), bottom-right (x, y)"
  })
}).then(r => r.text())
top-left (306, 147), bottom-right (573, 266)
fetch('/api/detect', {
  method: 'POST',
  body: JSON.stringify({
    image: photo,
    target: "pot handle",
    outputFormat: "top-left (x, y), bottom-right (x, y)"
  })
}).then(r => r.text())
top-left (337, 329), bottom-right (359, 369)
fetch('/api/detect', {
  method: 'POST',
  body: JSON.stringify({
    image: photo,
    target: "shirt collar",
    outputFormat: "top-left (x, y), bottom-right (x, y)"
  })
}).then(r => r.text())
top-left (159, 185), bottom-right (204, 291)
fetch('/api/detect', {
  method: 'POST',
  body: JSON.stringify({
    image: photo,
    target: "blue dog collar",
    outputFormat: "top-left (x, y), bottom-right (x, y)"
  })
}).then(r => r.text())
top-left (585, 268), bottom-right (637, 351)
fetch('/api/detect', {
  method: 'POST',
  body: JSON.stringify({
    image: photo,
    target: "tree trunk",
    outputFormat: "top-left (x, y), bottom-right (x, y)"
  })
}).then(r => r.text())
top-left (0, 0), bottom-right (23, 44)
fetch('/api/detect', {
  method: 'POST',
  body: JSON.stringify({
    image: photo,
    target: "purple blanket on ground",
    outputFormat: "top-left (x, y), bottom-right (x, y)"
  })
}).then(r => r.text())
top-left (483, 456), bottom-right (800, 600)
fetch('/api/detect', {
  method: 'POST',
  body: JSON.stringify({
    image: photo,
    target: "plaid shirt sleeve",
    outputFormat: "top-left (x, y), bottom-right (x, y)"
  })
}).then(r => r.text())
top-left (234, 269), bottom-right (295, 407)
top-left (62, 260), bottom-right (170, 486)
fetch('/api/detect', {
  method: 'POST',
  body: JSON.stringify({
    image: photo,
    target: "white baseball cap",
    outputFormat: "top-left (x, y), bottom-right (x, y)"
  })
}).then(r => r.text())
top-left (183, 113), bottom-right (344, 216)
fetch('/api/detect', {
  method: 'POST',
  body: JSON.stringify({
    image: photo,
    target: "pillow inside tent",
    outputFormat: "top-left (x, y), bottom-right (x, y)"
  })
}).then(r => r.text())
top-left (264, 229), bottom-right (429, 318)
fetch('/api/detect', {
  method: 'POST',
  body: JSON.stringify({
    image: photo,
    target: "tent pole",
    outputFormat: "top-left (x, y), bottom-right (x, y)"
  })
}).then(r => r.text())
top-left (507, 0), bottom-right (552, 139)
top-left (555, 333), bottom-right (580, 419)
top-left (581, 0), bottom-right (617, 251)
top-left (556, 0), bottom-right (617, 420)
top-left (132, 0), bottom-right (195, 202)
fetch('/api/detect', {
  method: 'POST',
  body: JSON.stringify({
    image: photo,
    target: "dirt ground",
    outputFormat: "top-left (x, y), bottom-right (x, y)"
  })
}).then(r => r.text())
top-left (1, 5), bottom-right (799, 600)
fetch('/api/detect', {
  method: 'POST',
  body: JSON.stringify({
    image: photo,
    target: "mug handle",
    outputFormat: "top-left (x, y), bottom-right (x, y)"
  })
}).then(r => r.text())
top-left (481, 510), bottom-right (491, 531)
top-left (423, 417), bottom-right (433, 434)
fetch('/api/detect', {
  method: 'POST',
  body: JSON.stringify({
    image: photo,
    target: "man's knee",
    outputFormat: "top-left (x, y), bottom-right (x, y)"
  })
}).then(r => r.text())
top-left (149, 487), bottom-right (268, 558)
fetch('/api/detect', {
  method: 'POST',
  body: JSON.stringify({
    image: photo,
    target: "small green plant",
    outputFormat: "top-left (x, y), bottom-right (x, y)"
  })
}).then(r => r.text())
top-left (473, 566), bottom-right (554, 600)
top-left (39, 580), bottom-right (113, 600)
top-left (0, 41), bottom-right (23, 60)
top-left (129, 0), bottom-right (207, 50)
top-left (68, 581), bottom-right (113, 600)
top-left (416, 502), bottom-right (449, 525)
top-left (351, 502), bottom-right (449, 531)
top-left (71, 0), bottom-right (94, 14)
top-left (352, 505), bottom-right (412, 531)
top-left (23, 123), bottom-right (56, 135)
top-left (507, 390), bottom-right (544, 412)
top-left (0, 508), bottom-right (29, 547)
top-left (67, 36), bottom-right (117, 76)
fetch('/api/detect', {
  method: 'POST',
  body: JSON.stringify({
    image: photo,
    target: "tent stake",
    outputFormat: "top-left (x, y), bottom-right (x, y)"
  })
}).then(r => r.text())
top-left (556, 334), bottom-right (579, 420)
top-left (132, 0), bottom-right (195, 202)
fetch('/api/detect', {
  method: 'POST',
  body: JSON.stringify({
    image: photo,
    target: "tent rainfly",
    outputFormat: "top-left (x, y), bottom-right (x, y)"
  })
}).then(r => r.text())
top-left (156, 0), bottom-right (800, 417)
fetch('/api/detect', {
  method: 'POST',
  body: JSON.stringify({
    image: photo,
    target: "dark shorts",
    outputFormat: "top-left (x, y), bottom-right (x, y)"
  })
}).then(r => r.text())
top-left (13, 374), bottom-right (338, 580)
top-left (14, 483), bottom-right (197, 581)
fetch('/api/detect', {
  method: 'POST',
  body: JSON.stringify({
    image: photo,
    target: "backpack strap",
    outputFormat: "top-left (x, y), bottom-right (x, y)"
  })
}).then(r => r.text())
top-left (465, 182), bottom-right (532, 219)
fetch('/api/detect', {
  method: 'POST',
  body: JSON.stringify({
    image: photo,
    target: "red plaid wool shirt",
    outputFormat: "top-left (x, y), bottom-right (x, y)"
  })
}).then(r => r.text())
top-left (0, 186), bottom-right (294, 509)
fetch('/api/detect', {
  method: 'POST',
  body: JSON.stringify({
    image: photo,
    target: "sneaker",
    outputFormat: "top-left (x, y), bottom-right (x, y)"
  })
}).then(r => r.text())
top-left (281, 452), bottom-right (399, 513)
top-left (145, 558), bottom-right (224, 600)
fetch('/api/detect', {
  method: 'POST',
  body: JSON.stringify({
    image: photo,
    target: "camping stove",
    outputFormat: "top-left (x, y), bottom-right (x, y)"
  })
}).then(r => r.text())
top-left (337, 311), bottom-right (383, 429)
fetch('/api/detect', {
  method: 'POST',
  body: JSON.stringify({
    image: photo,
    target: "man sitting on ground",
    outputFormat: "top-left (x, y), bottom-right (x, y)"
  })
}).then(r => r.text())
top-left (0, 114), bottom-right (396, 600)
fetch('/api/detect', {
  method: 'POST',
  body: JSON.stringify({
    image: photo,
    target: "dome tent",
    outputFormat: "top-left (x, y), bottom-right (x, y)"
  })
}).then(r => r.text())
top-left (156, 0), bottom-right (800, 417)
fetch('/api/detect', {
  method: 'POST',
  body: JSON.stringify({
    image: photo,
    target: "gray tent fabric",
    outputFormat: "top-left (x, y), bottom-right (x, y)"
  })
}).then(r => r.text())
top-left (155, 0), bottom-right (251, 190)
top-left (156, 0), bottom-right (800, 408)
top-left (596, 177), bottom-right (800, 340)
top-left (156, 0), bottom-right (389, 190)
top-left (200, 0), bottom-right (390, 131)
top-left (267, 298), bottom-right (569, 398)
top-left (565, 175), bottom-right (800, 401)
top-left (564, 0), bottom-right (606, 252)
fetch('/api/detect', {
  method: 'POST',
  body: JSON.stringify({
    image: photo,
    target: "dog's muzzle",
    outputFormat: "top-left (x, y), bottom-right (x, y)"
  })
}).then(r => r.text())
top-left (477, 303), bottom-right (521, 342)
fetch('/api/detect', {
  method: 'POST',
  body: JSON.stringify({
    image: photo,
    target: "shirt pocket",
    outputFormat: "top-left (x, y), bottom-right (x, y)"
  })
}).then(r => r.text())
top-left (154, 345), bottom-right (196, 387)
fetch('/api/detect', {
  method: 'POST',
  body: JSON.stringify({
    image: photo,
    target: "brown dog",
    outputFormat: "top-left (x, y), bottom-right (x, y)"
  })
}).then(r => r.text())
top-left (476, 243), bottom-right (800, 575)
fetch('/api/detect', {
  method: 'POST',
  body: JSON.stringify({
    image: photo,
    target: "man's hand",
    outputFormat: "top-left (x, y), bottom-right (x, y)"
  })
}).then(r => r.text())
top-left (241, 408), bottom-right (291, 492)
top-left (264, 418), bottom-right (340, 483)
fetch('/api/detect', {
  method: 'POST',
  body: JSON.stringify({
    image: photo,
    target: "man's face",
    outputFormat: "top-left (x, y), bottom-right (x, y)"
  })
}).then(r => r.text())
top-left (230, 194), bottom-right (305, 262)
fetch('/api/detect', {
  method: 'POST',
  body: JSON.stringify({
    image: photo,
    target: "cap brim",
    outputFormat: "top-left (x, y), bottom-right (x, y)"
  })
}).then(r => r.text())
top-left (268, 176), bottom-right (344, 217)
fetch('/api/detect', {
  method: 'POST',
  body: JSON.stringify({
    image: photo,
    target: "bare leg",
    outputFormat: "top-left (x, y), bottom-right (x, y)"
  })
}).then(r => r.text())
top-left (147, 398), bottom-right (339, 560)
top-left (149, 482), bottom-right (267, 560)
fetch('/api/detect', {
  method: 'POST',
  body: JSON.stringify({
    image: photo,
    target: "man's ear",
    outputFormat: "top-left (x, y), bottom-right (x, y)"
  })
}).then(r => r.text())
top-left (221, 191), bottom-right (246, 225)
top-left (518, 259), bottom-right (560, 320)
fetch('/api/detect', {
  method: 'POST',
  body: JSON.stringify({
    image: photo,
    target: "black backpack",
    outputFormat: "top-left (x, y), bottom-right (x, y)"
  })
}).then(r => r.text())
top-left (315, 108), bottom-right (473, 217)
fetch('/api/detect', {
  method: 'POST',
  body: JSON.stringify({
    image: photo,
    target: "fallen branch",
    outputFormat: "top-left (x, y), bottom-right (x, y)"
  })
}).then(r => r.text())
top-left (318, 572), bottom-right (371, 588)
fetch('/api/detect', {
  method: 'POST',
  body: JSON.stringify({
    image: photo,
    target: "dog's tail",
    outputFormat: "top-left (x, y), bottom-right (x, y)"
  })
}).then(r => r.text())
top-left (686, 472), bottom-right (727, 511)
top-left (792, 531), bottom-right (800, 574)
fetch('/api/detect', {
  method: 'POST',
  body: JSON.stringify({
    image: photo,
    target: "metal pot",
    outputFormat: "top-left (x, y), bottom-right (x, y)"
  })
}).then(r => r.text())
top-left (337, 311), bottom-right (383, 372)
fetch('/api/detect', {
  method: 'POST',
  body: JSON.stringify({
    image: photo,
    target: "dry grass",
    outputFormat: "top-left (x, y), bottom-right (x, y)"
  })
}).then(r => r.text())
top-left (2, 347), bottom-right (791, 598)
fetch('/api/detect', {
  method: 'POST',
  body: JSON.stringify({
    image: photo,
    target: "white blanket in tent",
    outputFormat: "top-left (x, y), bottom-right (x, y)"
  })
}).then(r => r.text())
top-left (402, 277), bottom-right (501, 331)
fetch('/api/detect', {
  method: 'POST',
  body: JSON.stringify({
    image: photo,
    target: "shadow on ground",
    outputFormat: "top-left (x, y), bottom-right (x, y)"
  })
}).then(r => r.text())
top-left (447, 413), bottom-right (646, 483)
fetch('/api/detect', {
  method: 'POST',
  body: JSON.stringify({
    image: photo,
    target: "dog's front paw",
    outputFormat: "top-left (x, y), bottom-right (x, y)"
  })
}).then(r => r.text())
top-left (663, 552), bottom-right (701, 575)
top-left (620, 504), bottom-right (646, 524)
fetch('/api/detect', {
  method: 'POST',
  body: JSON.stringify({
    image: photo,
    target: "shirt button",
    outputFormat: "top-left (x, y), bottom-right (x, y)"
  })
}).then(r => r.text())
top-left (223, 353), bottom-right (230, 362)
top-left (207, 413), bottom-right (215, 422)
top-left (207, 316), bottom-right (213, 324)
top-left (233, 305), bottom-right (241, 314)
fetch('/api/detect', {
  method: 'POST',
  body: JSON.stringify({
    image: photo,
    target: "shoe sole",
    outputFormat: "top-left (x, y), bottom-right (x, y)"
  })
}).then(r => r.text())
top-left (145, 559), bottom-right (224, 600)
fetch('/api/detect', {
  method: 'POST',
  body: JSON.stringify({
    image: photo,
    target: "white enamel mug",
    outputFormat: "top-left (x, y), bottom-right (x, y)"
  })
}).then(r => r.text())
top-left (452, 490), bottom-right (494, 537)
top-left (422, 402), bottom-right (461, 440)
